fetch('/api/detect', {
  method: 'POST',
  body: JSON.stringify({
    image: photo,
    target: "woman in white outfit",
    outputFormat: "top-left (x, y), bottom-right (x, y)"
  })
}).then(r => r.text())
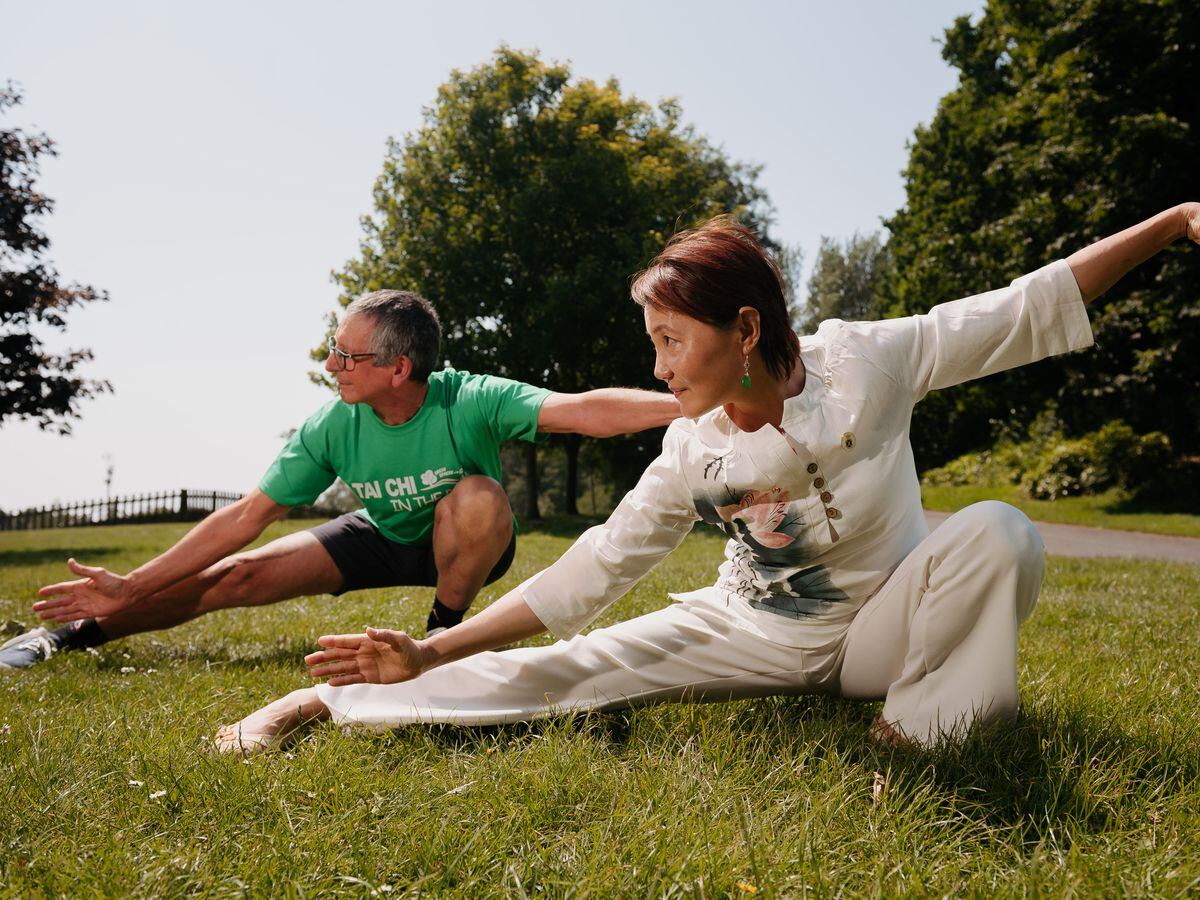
top-left (218, 202), bottom-right (1200, 752)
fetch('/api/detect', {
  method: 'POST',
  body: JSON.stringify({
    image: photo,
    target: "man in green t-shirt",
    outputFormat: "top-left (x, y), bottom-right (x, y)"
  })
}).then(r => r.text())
top-left (9, 291), bottom-right (680, 671)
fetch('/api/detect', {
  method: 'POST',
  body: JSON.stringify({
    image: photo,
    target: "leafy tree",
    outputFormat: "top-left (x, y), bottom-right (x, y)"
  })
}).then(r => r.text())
top-left (883, 0), bottom-right (1200, 469)
top-left (330, 47), bottom-right (777, 518)
top-left (1, 83), bottom-right (108, 433)
top-left (802, 231), bottom-right (888, 329)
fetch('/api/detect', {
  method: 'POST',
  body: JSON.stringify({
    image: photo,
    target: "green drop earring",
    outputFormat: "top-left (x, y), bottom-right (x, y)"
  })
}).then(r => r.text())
top-left (741, 354), bottom-right (752, 389)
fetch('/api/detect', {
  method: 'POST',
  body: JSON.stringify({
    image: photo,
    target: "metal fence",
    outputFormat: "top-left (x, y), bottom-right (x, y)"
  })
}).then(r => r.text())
top-left (0, 489), bottom-right (247, 531)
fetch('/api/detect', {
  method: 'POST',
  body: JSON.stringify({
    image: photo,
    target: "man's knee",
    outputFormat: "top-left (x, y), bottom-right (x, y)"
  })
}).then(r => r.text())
top-left (213, 553), bottom-right (272, 607)
top-left (436, 476), bottom-right (512, 529)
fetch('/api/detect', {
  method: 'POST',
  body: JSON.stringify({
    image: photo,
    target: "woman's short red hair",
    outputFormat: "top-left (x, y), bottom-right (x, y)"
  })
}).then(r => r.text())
top-left (631, 215), bottom-right (799, 381)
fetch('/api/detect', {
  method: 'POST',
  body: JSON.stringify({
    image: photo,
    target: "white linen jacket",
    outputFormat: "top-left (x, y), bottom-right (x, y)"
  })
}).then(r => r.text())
top-left (521, 260), bottom-right (1094, 643)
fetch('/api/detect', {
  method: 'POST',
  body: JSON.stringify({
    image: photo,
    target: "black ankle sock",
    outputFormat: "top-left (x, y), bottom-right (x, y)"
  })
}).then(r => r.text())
top-left (50, 618), bottom-right (109, 651)
top-left (426, 597), bottom-right (465, 632)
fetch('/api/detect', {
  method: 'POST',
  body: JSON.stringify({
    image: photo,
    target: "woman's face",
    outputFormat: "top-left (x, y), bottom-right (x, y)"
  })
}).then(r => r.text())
top-left (644, 304), bottom-right (745, 418)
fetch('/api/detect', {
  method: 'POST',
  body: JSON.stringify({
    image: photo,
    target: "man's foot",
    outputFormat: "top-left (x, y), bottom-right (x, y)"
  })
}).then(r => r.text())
top-left (0, 627), bottom-right (63, 670)
top-left (424, 626), bottom-right (447, 638)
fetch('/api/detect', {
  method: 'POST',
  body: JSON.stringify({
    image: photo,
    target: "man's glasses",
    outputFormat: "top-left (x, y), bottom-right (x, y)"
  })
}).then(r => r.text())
top-left (327, 335), bottom-right (378, 372)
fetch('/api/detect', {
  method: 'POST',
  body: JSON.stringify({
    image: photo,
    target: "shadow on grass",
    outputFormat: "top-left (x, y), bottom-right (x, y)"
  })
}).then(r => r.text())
top-left (0, 546), bottom-right (125, 568)
top-left (339, 692), bottom-right (1196, 843)
top-left (1102, 460), bottom-right (1200, 516)
top-left (798, 697), bottom-right (1198, 840)
top-left (1104, 493), bottom-right (1200, 517)
top-left (65, 641), bottom-right (319, 671)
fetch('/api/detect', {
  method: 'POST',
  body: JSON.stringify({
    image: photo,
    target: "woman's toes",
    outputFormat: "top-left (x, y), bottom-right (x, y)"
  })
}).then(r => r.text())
top-left (214, 724), bottom-right (242, 754)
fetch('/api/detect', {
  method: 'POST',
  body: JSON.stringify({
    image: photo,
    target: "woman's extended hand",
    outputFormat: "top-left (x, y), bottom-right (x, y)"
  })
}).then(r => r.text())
top-left (304, 627), bottom-right (428, 686)
top-left (33, 558), bottom-right (138, 622)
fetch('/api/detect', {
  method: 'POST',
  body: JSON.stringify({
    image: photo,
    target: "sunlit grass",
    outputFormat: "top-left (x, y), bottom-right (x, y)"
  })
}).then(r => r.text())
top-left (1, 521), bottom-right (1199, 894)
top-left (922, 483), bottom-right (1200, 538)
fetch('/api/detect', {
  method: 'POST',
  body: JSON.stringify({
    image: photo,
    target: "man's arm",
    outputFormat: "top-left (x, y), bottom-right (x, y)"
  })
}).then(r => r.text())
top-left (1067, 202), bottom-right (1199, 305)
top-left (537, 388), bottom-right (681, 438)
top-left (33, 489), bottom-right (292, 621)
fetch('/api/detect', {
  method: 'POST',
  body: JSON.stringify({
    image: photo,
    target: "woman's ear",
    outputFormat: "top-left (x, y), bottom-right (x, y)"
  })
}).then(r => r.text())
top-left (737, 306), bottom-right (762, 354)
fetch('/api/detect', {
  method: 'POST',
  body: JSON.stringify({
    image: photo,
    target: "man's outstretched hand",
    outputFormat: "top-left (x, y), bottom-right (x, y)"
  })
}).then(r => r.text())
top-left (305, 627), bottom-right (428, 686)
top-left (34, 559), bottom-right (137, 622)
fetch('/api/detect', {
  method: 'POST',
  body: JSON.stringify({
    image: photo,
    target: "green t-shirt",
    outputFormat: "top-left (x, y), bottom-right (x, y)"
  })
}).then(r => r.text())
top-left (259, 369), bottom-right (551, 545)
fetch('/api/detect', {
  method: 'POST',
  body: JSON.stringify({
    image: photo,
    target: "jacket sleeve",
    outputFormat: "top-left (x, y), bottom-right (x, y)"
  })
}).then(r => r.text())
top-left (835, 259), bottom-right (1094, 403)
top-left (517, 422), bottom-right (699, 640)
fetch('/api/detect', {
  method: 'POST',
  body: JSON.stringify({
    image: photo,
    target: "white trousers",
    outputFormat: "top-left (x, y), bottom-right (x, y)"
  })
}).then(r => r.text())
top-left (318, 501), bottom-right (1044, 746)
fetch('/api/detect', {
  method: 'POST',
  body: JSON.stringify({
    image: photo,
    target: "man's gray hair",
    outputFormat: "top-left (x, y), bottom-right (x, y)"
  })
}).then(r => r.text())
top-left (344, 290), bottom-right (442, 382)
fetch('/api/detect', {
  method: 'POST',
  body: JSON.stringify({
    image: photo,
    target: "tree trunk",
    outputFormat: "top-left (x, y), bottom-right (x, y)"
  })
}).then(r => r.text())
top-left (524, 441), bottom-right (541, 520)
top-left (564, 434), bottom-right (581, 516)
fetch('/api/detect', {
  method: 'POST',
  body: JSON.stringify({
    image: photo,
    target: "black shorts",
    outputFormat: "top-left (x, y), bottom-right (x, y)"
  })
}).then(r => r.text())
top-left (309, 513), bottom-right (517, 596)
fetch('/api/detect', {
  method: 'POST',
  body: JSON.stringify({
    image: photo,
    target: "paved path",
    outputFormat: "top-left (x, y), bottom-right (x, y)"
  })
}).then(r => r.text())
top-left (923, 510), bottom-right (1200, 565)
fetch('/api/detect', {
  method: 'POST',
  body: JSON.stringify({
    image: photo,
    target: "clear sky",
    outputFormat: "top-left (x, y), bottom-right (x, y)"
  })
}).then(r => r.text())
top-left (0, 0), bottom-right (983, 510)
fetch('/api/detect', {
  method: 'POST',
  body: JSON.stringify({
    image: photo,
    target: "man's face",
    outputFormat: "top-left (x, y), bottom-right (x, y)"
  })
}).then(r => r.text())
top-left (326, 313), bottom-right (394, 406)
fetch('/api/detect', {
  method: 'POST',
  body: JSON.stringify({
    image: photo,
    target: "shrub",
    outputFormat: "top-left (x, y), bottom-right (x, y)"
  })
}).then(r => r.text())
top-left (921, 415), bottom-right (1174, 500)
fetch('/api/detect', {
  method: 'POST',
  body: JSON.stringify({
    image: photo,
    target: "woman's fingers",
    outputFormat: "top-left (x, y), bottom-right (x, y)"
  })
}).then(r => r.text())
top-left (326, 674), bottom-right (366, 687)
top-left (302, 647), bottom-right (357, 666)
top-left (308, 659), bottom-right (363, 678)
top-left (364, 627), bottom-right (411, 650)
top-left (316, 633), bottom-right (369, 649)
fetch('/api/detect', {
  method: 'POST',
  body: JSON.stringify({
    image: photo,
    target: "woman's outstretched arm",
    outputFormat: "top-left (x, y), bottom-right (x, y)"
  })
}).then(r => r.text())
top-left (1067, 202), bottom-right (1200, 305)
top-left (306, 421), bottom-right (700, 686)
top-left (304, 587), bottom-right (545, 686)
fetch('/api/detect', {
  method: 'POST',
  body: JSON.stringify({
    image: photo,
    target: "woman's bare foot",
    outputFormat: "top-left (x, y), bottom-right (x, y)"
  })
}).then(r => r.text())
top-left (215, 687), bottom-right (331, 755)
top-left (868, 712), bottom-right (911, 748)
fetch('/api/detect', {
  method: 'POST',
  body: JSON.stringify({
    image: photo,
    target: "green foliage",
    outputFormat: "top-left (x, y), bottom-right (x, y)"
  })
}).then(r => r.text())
top-left (325, 47), bottom-right (779, 512)
top-left (0, 83), bottom-right (109, 432)
top-left (4, 523), bottom-right (1200, 893)
top-left (801, 230), bottom-right (889, 329)
top-left (330, 46), bottom-right (774, 391)
top-left (923, 410), bottom-right (1175, 500)
top-left (884, 0), bottom-right (1200, 468)
top-left (1022, 420), bottom-right (1173, 500)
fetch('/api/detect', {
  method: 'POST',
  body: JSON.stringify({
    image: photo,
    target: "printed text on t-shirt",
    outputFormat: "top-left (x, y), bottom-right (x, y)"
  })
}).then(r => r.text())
top-left (349, 466), bottom-right (464, 511)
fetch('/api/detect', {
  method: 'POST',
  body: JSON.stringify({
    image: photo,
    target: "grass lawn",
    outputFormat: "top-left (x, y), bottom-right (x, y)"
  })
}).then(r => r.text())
top-left (2, 520), bottom-right (1200, 895)
top-left (921, 482), bottom-right (1200, 538)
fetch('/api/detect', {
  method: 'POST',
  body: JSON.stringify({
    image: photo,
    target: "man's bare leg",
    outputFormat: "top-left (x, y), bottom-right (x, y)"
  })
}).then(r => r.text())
top-left (430, 476), bottom-right (515, 619)
top-left (97, 530), bottom-right (343, 640)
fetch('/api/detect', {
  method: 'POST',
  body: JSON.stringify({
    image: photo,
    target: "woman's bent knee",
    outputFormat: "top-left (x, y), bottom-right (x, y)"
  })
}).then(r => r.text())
top-left (958, 501), bottom-right (1044, 568)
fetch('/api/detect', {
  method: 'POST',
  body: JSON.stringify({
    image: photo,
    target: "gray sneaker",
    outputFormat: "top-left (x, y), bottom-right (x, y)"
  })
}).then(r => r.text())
top-left (0, 627), bottom-right (62, 670)
top-left (424, 626), bottom-right (447, 639)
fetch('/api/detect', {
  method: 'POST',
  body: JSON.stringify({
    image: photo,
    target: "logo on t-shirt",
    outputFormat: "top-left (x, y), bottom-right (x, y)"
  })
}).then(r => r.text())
top-left (349, 466), bottom-right (464, 512)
